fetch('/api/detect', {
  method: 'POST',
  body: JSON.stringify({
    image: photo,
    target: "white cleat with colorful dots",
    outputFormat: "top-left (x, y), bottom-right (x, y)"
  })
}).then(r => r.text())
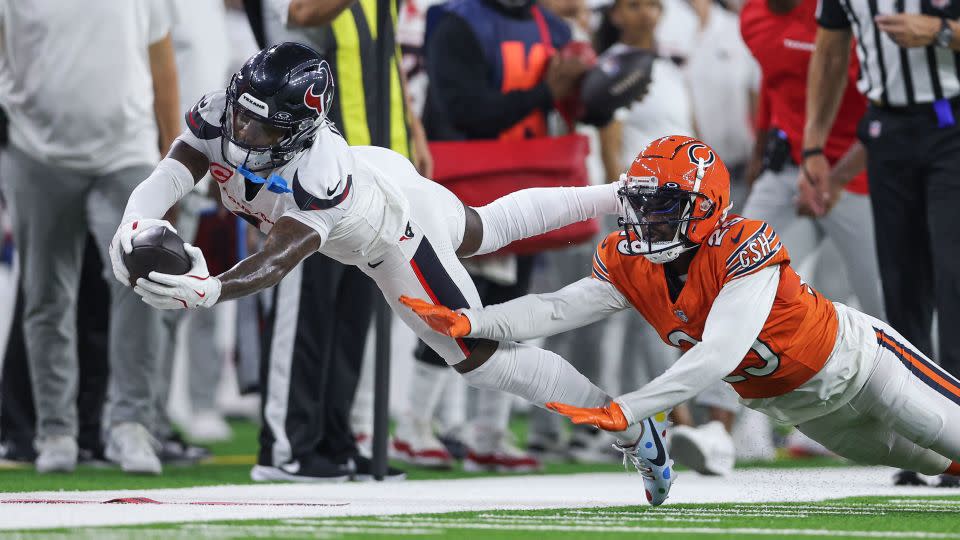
top-left (614, 410), bottom-right (674, 506)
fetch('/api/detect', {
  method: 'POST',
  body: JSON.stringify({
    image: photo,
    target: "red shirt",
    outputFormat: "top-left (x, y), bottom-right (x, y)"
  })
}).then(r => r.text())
top-left (740, 0), bottom-right (868, 194)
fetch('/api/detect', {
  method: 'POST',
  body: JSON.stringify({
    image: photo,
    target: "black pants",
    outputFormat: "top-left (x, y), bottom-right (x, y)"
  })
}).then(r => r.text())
top-left (1, 236), bottom-right (110, 459)
top-left (417, 255), bottom-right (535, 366)
top-left (258, 254), bottom-right (374, 466)
top-left (860, 104), bottom-right (960, 375)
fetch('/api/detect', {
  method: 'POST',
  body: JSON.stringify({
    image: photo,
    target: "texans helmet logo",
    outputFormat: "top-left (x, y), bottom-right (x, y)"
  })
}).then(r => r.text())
top-left (304, 83), bottom-right (327, 115)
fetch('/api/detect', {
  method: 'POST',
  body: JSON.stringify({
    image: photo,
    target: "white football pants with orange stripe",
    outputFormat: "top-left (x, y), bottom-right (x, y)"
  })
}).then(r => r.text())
top-left (744, 302), bottom-right (960, 475)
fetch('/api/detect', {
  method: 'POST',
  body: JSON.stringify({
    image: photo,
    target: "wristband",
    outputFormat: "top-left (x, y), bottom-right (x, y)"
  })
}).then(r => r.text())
top-left (801, 147), bottom-right (824, 160)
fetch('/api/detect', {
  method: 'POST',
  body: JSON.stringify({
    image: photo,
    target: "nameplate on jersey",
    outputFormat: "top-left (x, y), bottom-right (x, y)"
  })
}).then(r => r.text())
top-left (293, 172), bottom-right (352, 211)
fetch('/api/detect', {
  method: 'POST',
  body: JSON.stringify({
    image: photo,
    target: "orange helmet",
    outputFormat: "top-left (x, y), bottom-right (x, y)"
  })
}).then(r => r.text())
top-left (617, 136), bottom-right (731, 263)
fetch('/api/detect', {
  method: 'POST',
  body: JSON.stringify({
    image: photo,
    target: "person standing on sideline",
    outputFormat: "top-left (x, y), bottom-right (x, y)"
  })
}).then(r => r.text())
top-left (246, 0), bottom-right (422, 482)
top-left (804, 0), bottom-right (960, 487)
top-left (0, 0), bottom-right (179, 474)
top-left (421, 0), bottom-right (588, 472)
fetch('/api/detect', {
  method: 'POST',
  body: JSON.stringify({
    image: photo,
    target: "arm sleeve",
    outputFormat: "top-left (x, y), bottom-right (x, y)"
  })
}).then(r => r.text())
top-left (816, 0), bottom-right (852, 29)
top-left (472, 183), bottom-right (621, 256)
top-left (614, 265), bottom-right (780, 424)
top-left (426, 15), bottom-right (553, 138)
top-left (121, 154), bottom-right (198, 224)
top-left (461, 276), bottom-right (632, 342)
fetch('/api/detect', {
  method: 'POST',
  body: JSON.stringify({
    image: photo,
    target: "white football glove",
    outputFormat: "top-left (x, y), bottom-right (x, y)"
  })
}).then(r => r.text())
top-left (133, 243), bottom-right (222, 310)
top-left (109, 218), bottom-right (177, 286)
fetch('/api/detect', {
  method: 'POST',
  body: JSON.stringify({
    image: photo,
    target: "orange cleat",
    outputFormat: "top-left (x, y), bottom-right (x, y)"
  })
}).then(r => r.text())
top-left (399, 296), bottom-right (471, 338)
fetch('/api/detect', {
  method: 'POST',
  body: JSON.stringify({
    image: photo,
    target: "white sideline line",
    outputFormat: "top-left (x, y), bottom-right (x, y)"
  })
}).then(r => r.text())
top-left (307, 519), bottom-right (960, 538)
top-left (0, 467), bottom-right (956, 530)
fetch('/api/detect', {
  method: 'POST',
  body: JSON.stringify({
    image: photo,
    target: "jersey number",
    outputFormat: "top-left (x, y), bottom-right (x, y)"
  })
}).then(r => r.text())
top-left (667, 330), bottom-right (781, 383)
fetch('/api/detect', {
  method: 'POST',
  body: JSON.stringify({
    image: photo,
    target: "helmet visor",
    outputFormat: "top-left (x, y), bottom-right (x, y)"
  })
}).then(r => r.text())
top-left (225, 102), bottom-right (288, 150)
top-left (624, 187), bottom-right (688, 244)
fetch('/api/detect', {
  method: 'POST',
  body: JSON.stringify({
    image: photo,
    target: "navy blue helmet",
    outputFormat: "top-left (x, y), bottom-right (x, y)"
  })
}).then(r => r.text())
top-left (222, 42), bottom-right (334, 172)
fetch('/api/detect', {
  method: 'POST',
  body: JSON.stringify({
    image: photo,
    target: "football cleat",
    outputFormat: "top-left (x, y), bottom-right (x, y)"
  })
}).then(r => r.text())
top-left (615, 410), bottom-right (674, 506)
top-left (391, 417), bottom-right (454, 469)
top-left (463, 431), bottom-right (542, 473)
top-left (669, 420), bottom-right (734, 476)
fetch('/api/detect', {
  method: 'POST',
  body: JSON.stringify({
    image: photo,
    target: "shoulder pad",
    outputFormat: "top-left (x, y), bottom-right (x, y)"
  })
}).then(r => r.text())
top-left (185, 91), bottom-right (225, 140)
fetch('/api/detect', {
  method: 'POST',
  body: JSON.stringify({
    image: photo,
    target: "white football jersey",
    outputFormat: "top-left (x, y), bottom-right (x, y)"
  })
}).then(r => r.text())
top-left (179, 91), bottom-right (412, 265)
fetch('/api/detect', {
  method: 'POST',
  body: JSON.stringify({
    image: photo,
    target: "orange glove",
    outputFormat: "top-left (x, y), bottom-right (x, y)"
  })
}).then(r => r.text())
top-left (399, 296), bottom-right (472, 338)
top-left (546, 401), bottom-right (628, 432)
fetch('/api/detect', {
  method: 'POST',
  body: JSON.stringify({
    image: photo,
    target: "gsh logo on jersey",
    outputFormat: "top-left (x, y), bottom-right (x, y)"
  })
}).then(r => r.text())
top-left (737, 234), bottom-right (774, 269)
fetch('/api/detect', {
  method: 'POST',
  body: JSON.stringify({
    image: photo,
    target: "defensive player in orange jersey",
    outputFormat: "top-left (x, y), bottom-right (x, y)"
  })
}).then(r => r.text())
top-left (402, 135), bottom-right (960, 498)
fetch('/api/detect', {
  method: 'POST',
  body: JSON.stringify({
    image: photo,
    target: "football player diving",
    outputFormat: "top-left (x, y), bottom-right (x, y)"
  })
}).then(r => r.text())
top-left (108, 43), bottom-right (675, 503)
top-left (404, 135), bottom-right (960, 501)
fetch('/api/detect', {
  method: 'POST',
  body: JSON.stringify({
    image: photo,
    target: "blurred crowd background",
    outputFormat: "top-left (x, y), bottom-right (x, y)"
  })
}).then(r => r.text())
top-left (0, 0), bottom-right (955, 482)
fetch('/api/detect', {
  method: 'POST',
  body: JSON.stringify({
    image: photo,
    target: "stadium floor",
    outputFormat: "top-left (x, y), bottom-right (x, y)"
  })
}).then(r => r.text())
top-left (1, 467), bottom-right (958, 537)
top-left (2, 420), bottom-right (958, 537)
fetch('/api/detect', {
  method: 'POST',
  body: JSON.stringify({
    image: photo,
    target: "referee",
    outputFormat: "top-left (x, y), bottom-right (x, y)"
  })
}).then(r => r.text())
top-left (803, 0), bottom-right (960, 487)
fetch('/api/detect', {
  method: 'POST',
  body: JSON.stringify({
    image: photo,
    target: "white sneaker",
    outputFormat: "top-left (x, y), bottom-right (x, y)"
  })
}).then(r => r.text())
top-left (186, 410), bottom-right (232, 443)
top-left (391, 416), bottom-right (453, 469)
top-left (669, 420), bottom-right (735, 476)
top-left (463, 430), bottom-right (541, 473)
top-left (105, 422), bottom-right (162, 475)
top-left (35, 435), bottom-right (77, 474)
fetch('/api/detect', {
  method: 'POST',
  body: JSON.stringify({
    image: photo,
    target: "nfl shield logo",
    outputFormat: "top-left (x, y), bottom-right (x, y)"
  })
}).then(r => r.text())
top-left (869, 120), bottom-right (882, 138)
top-left (674, 309), bottom-right (689, 323)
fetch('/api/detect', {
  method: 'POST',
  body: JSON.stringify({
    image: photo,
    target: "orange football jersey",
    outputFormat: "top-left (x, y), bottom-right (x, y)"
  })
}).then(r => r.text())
top-left (592, 216), bottom-right (839, 399)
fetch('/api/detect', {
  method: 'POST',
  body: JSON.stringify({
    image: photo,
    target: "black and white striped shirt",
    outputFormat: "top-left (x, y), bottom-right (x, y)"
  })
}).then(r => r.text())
top-left (817, 0), bottom-right (960, 106)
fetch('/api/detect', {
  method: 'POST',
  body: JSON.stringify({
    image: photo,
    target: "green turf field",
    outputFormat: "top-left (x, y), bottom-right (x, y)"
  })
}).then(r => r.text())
top-left (6, 496), bottom-right (960, 539)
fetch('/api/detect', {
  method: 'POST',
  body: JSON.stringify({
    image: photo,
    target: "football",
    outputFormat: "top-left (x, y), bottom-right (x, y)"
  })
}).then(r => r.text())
top-left (121, 225), bottom-right (191, 287)
top-left (580, 46), bottom-right (656, 124)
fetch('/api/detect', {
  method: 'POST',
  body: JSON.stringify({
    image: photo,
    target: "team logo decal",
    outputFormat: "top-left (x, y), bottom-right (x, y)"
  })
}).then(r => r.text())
top-left (304, 83), bottom-right (327, 115)
top-left (617, 237), bottom-right (644, 256)
top-left (209, 163), bottom-right (234, 184)
top-left (686, 143), bottom-right (716, 168)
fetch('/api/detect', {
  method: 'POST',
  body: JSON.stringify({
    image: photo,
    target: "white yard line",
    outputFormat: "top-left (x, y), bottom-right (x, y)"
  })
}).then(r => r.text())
top-left (0, 466), bottom-right (953, 530)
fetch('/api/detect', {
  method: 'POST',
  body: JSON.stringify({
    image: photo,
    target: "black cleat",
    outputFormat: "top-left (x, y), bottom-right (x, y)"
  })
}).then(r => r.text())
top-left (893, 470), bottom-right (927, 486)
top-left (351, 454), bottom-right (406, 482)
top-left (937, 474), bottom-right (960, 488)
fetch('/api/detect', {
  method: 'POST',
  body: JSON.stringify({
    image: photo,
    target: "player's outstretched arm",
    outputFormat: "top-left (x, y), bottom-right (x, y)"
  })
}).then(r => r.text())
top-left (402, 277), bottom-right (630, 342)
top-left (613, 266), bottom-right (779, 427)
top-left (457, 183), bottom-right (622, 257)
top-left (215, 216), bottom-right (322, 303)
top-left (134, 216), bottom-right (321, 309)
top-left (109, 139), bottom-right (209, 286)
